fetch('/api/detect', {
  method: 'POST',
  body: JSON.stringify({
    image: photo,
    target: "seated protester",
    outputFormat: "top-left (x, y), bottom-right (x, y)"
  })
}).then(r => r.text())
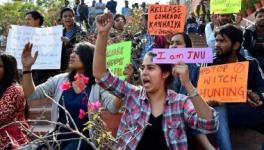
top-left (93, 13), bottom-right (218, 150)
top-left (204, 13), bottom-right (233, 52)
top-left (243, 8), bottom-right (264, 71)
top-left (123, 63), bottom-right (141, 86)
top-left (209, 24), bottom-right (264, 150)
top-left (205, 14), bottom-right (218, 50)
top-left (0, 54), bottom-right (29, 150)
top-left (60, 7), bottom-right (84, 72)
top-left (168, 33), bottom-right (216, 150)
top-left (204, 13), bottom-right (242, 54)
top-left (185, 12), bottom-right (198, 34)
top-left (133, 13), bottom-right (169, 68)
top-left (169, 33), bottom-right (200, 94)
top-left (197, 16), bottom-right (206, 35)
top-left (21, 42), bottom-right (122, 150)
top-left (194, 0), bottom-right (207, 22)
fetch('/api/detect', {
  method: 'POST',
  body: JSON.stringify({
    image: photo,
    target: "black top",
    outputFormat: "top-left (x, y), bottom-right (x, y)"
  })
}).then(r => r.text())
top-left (56, 86), bottom-right (93, 150)
top-left (136, 114), bottom-right (169, 150)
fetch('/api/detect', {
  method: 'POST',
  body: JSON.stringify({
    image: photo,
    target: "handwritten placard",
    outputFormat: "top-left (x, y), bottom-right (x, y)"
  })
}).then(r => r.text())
top-left (148, 4), bottom-right (186, 35)
top-left (197, 61), bottom-right (249, 103)
top-left (106, 41), bottom-right (131, 80)
top-left (6, 25), bottom-right (63, 70)
top-left (210, 0), bottom-right (241, 14)
top-left (152, 48), bottom-right (213, 64)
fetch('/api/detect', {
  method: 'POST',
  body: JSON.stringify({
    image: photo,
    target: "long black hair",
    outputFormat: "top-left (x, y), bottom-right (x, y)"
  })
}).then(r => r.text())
top-left (68, 42), bottom-right (96, 86)
top-left (0, 54), bottom-right (19, 97)
top-left (172, 32), bottom-right (192, 48)
top-left (0, 54), bottom-right (29, 119)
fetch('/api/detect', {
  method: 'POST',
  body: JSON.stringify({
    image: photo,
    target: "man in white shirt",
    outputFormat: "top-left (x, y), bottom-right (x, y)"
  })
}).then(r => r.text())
top-left (95, 0), bottom-right (106, 15)
top-left (205, 14), bottom-right (233, 52)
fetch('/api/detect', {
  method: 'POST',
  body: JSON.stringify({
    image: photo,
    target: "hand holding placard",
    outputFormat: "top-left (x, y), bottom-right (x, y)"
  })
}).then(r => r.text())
top-left (172, 62), bottom-right (190, 87)
top-left (106, 41), bottom-right (132, 80)
top-left (197, 62), bottom-right (249, 103)
top-left (152, 48), bottom-right (213, 64)
top-left (6, 25), bottom-right (63, 69)
top-left (148, 4), bottom-right (186, 35)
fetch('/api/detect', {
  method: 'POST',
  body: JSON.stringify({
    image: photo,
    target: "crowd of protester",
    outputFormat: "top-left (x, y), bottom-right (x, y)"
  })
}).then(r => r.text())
top-left (1, 0), bottom-right (264, 149)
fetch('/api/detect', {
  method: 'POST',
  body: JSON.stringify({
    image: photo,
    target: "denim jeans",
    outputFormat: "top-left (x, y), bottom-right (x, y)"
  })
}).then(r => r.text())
top-left (213, 105), bottom-right (232, 150)
top-left (187, 105), bottom-right (231, 150)
top-left (214, 104), bottom-right (264, 150)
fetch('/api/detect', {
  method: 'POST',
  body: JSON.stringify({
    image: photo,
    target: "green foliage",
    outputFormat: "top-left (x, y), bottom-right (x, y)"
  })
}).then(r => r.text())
top-left (0, 0), bottom-right (64, 34)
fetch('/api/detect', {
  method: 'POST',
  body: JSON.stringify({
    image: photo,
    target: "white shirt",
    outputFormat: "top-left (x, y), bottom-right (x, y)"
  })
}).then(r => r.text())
top-left (95, 2), bottom-right (106, 15)
top-left (205, 22), bottom-right (215, 51)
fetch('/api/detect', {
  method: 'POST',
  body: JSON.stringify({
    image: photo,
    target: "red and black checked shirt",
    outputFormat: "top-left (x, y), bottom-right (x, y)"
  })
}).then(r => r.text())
top-left (98, 71), bottom-right (219, 150)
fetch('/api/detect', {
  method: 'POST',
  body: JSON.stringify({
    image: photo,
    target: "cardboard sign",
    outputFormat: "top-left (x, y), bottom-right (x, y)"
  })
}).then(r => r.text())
top-left (148, 4), bottom-right (186, 35)
top-left (106, 41), bottom-right (131, 80)
top-left (197, 61), bottom-right (249, 103)
top-left (6, 25), bottom-right (63, 69)
top-left (152, 48), bottom-right (213, 64)
top-left (210, 0), bottom-right (241, 14)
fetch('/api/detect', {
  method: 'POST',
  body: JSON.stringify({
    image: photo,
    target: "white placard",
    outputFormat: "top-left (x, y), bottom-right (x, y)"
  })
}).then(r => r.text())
top-left (6, 25), bottom-right (63, 70)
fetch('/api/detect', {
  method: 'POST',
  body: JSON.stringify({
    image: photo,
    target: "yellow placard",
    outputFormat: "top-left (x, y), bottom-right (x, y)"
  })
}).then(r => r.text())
top-left (210, 0), bottom-right (241, 14)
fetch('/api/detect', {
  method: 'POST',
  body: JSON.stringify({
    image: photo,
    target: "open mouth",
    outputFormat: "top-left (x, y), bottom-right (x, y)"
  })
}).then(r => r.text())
top-left (142, 79), bottom-right (151, 87)
top-left (65, 21), bottom-right (72, 24)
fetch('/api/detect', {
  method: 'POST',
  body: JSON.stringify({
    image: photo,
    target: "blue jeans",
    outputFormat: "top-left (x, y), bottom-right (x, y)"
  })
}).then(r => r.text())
top-left (213, 105), bottom-right (232, 150)
top-left (214, 104), bottom-right (264, 150)
top-left (187, 106), bottom-right (232, 150)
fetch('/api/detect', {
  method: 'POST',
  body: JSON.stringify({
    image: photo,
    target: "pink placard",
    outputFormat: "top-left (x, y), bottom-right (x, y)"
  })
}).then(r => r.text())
top-left (152, 48), bottom-right (213, 64)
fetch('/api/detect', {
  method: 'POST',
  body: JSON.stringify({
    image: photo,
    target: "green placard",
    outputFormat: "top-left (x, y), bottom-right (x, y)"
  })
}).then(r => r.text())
top-left (210, 0), bottom-right (241, 14)
top-left (106, 41), bottom-right (132, 80)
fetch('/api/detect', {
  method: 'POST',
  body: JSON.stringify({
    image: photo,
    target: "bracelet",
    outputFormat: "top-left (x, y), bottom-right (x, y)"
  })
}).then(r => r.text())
top-left (188, 88), bottom-right (199, 99)
top-left (23, 70), bottom-right (32, 74)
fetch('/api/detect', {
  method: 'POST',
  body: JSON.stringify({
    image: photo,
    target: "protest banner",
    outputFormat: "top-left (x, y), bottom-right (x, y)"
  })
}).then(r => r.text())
top-left (197, 61), bottom-right (249, 103)
top-left (6, 25), bottom-right (63, 70)
top-left (210, 0), bottom-right (241, 14)
top-left (152, 48), bottom-right (213, 64)
top-left (106, 41), bottom-right (131, 80)
top-left (148, 4), bottom-right (186, 35)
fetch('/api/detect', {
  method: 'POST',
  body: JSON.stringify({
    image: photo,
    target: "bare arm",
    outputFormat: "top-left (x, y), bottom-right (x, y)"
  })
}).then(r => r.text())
top-left (173, 62), bottom-right (213, 120)
top-left (21, 43), bottom-right (38, 98)
top-left (93, 13), bottom-right (114, 80)
top-left (184, 81), bottom-right (213, 120)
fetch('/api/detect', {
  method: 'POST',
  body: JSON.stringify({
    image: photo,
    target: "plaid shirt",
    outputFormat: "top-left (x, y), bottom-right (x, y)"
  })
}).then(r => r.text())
top-left (98, 71), bottom-right (219, 150)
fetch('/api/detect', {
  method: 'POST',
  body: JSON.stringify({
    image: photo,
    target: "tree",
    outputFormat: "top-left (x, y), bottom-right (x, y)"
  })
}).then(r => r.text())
top-left (0, 1), bottom-right (42, 33)
top-left (0, 0), bottom-right (64, 34)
